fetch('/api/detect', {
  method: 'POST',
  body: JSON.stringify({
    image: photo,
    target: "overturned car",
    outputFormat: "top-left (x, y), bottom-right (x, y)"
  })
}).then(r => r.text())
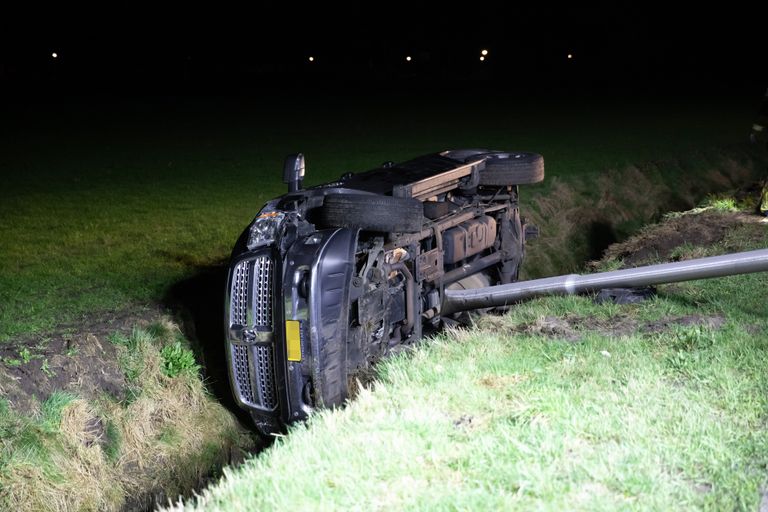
top-left (225, 149), bottom-right (544, 434)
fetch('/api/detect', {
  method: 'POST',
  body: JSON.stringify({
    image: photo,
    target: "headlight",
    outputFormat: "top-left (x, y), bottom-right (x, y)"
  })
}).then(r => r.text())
top-left (247, 212), bottom-right (285, 250)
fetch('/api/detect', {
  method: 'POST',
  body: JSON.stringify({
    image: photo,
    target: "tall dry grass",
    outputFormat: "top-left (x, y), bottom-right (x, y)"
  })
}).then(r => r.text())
top-left (522, 148), bottom-right (763, 278)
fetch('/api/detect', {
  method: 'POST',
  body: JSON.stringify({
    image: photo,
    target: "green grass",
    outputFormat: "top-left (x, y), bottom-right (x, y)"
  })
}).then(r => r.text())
top-left (168, 217), bottom-right (768, 511)
top-left (0, 93), bottom-right (762, 341)
top-left (2, 93), bottom-right (766, 508)
top-left (0, 391), bottom-right (77, 494)
top-left (160, 341), bottom-right (201, 378)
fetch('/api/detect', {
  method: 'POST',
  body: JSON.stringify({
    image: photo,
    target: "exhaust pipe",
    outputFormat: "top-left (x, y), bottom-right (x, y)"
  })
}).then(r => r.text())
top-left (442, 248), bottom-right (768, 315)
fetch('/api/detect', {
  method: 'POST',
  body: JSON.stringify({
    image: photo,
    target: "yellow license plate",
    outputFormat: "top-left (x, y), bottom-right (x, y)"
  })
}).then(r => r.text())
top-left (285, 320), bottom-right (302, 362)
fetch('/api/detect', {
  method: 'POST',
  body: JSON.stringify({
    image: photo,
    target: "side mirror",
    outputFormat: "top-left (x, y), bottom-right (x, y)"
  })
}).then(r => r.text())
top-left (283, 153), bottom-right (305, 193)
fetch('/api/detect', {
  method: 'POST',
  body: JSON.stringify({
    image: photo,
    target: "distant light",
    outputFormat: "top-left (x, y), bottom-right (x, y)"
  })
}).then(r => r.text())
top-left (479, 56), bottom-right (485, 62)
top-left (308, 56), bottom-right (314, 62)
top-left (481, 49), bottom-right (488, 56)
top-left (567, 53), bottom-right (573, 59)
top-left (51, 52), bottom-right (58, 59)
top-left (406, 56), bottom-right (412, 62)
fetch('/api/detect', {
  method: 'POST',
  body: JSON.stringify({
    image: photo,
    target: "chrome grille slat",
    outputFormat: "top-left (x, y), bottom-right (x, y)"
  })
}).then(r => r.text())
top-left (232, 344), bottom-right (255, 405)
top-left (230, 261), bottom-right (250, 326)
top-left (253, 257), bottom-right (273, 328)
top-left (256, 345), bottom-right (277, 409)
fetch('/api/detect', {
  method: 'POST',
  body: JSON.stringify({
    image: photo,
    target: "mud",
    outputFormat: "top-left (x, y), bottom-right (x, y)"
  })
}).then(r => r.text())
top-left (0, 305), bottom-right (164, 413)
top-left (601, 210), bottom-right (760, 268)
top-left (510, 313), bottom-right (727, 343)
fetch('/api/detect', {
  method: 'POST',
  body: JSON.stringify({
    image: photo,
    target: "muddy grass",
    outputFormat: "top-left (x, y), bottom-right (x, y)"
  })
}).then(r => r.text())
top-left (0, 305), bottom-right (162, 413)
top-left (0, 303), bottom-right (259, 512)
top-left (0, 319), bottom-right (257, 512)
top-left (601, 209), bottom-right (765, 267)
top-left (498, 312), bottom-right (728, 343)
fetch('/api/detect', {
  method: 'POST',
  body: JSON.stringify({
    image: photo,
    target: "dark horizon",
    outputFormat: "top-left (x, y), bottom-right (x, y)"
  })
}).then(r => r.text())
top-left (2, 5), bottom-right (766, 99)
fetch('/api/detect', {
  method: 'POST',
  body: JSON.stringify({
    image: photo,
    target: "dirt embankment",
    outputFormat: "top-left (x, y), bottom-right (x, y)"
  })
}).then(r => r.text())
top-left (0, 314), bottom-right (256, 512)
top-left (600, 209), bottom-right (763, 267)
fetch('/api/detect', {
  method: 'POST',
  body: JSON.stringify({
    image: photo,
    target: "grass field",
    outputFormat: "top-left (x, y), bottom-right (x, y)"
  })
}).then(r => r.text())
top-left (1, 91), bottom-right (767, 509)
top-left (168, 207), bottom-right (768, 511)
top-left (0, 92), bottom-right (762, 341)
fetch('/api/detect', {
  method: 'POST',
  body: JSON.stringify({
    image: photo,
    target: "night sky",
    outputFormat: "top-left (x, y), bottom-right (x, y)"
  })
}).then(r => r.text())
top-left (1, 4), bottom-right (766, 97)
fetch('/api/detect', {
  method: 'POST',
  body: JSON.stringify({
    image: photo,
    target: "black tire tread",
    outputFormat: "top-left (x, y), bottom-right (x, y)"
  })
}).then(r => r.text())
top-left (318, 338), bottom-right (346, 407)
top-left (444, 148), bottom-right (544, 185)
top-left (318, 194), bottom-right (424, 233)
top-left (479, 152), bottom-right (544, 185)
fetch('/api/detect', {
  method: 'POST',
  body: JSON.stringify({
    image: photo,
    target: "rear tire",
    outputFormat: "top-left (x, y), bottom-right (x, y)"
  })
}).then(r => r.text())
top-left (318, 194), bottom-right (424, 233)
top-left (479, 151), bottom-right (544, 185)
top-left (444, 149), bottom-right (545, 185)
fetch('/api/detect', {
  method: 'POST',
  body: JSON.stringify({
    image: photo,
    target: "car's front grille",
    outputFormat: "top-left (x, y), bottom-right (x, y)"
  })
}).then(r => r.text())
top-left (229, 254), bottom-right (278, 411)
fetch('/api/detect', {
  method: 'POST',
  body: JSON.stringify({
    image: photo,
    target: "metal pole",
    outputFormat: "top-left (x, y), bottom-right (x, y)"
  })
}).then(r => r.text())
top-left (441, 248), bottom-right (768, 315)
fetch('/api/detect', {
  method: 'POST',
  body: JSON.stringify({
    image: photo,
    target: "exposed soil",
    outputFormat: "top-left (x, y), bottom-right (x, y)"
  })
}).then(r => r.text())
top-left (510, 313), bottom-right (727, 343)
top-left (0, 305), bottom-right (164, 413)
top-left (601, 209), bottom-right (761, 268)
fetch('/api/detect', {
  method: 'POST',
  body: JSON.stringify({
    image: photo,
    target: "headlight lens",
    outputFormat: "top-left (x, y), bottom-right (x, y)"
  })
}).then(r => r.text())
top-left (247, 212), bottom-right (285, 250)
